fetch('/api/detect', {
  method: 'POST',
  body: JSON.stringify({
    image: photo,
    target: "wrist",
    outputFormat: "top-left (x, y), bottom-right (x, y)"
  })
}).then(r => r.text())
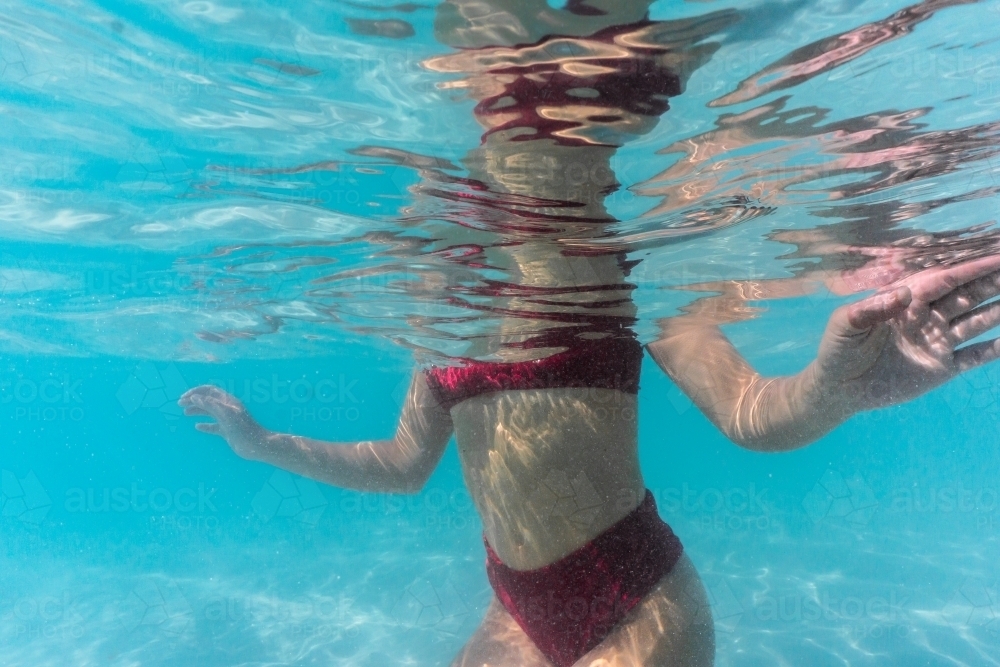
top-left (801, 361), bottom-right (856, 424)
top-left (236, 423), bottom-right (276, 462)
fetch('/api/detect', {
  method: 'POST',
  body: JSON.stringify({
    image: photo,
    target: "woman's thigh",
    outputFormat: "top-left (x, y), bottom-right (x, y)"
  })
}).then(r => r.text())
top-left (450, 596), bottom-right (552, 667)
top-left (450, 553), bottom-right (715, 667)
top-left (583, 553), bottom-right (715, 666)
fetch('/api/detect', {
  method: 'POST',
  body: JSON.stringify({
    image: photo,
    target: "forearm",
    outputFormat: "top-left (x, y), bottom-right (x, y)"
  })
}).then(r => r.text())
top-left (248, 431), bottom-right (428, 493)
top-left (723, 363), bottom-right (853, 452)
top-left (649, 322), bottom-right (853, 452)
top-left (248, 373), bottom-right (452, 492)
top-left (184, 373), bottom-right (453, 492)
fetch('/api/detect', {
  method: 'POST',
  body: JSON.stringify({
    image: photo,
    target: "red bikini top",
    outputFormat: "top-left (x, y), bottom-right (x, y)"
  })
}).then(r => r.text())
top-left (424, 336), bottom-right (642, 410)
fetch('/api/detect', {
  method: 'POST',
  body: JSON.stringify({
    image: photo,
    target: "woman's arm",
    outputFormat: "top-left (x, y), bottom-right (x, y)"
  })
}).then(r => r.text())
top-left (179, 372), bottom-right (453, 493)
top-left (648, 311), bottom-right (851, 452)
top-left (649, 256), bottom-right (1000, 452)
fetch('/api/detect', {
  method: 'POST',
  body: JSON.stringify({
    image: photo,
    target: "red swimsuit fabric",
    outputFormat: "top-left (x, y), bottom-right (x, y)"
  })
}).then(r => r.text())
top-left (423, 334), bottom-right (667, 664)
top-left (485, 491), bottom-right (683, 667)
top-left (423, 336), bottom-right (643, 410)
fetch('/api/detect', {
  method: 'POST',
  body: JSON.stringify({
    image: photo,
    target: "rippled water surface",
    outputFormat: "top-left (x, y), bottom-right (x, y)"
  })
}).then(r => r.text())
top-left (3, 0), bottom-right (1000, 665)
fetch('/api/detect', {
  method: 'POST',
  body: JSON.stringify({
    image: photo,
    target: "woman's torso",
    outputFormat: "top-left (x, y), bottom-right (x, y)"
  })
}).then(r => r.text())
top-left (452, 387), bottom-right (645, 570)
top-left (422, 1), bottom-right (677, 572)
top-left (415, 224), bottom-right (647, 567)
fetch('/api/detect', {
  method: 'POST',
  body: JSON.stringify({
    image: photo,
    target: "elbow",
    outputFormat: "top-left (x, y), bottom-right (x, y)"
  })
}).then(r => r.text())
top-left (345, 440), bottom-right (433, 494)
top-left (722, 407), bottom-right (818, 453)
top-left (732, 438), bottom-right (800, 454)
top-left (391, 468), bottom-right (432, 494)
top-left (361, 461), bottom-right (430, 494)
top-left (381, 451), bottom-right (436, 494)
top-left (728, 429), bottom-right (815, 453)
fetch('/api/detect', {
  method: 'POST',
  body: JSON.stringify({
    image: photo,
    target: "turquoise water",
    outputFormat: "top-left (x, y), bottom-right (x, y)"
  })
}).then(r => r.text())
top-left (3, 0), bottom-right (1000, 665)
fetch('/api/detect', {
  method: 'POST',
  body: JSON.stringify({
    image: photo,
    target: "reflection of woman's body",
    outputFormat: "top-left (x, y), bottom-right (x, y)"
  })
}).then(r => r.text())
top-left (181, 2), bottom-right (1000, 665)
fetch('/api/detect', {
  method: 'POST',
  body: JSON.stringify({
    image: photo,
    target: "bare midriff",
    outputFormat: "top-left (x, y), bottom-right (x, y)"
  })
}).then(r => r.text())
top-left (451, 387), bottom-right (645, 571)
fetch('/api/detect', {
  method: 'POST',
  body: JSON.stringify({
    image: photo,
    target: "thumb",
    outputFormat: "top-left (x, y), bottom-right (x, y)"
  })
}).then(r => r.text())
top-left (844, 286), bottom-right (911, 333)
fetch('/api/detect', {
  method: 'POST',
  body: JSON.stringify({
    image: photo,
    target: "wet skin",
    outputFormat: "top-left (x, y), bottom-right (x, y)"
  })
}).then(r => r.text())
top-left (178, 0), bottom-right (1000, 664)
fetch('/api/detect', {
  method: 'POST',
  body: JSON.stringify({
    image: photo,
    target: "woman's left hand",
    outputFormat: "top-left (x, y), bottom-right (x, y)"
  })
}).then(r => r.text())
top-left (815, 255), bottom-right (1000, 413)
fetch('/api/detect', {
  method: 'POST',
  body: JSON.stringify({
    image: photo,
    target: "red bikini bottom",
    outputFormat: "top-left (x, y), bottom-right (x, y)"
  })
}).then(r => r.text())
top-left (484, 490), bottom-right (683, 667)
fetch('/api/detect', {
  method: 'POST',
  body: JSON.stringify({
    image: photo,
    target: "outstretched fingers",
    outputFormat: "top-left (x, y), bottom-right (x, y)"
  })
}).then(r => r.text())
top-left (179, 387), bottom-right (208, 409)
top-left (179, 389), bottom-right (215, 417)
top-left (179, 385), bottom-right (245, 413)
top-left (932, 269), bottom-right (1000, 322)
top-left (909, 255), bottom-right (1000, 303)
top-left (950, 300), bottom-right (1000, 345)
top-left (954, 337), bottom-right (1000, 373)
top-left (178, 385), bottom-right (242, 435)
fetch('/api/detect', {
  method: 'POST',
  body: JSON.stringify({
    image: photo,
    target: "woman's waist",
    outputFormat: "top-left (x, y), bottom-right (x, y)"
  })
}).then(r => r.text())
top-left (450, 387), bottom-right (640, 436)
top-left (471, 472), bottom-right (648, 571)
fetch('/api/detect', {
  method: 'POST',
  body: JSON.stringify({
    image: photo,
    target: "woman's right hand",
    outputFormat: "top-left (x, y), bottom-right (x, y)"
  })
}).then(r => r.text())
top-left (814, 255), bottom-right (1000, 413)
top-left (178, 385), bottom-right (271, 461)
